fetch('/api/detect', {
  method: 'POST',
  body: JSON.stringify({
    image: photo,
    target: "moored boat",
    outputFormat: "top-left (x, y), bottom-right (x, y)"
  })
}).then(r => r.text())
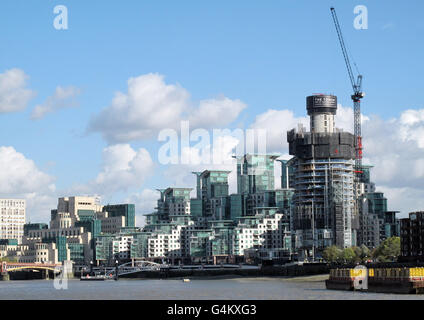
top-left (326, 267), bottom-right (424, 294)
top-left (80, 274), bottom-right (115, 281)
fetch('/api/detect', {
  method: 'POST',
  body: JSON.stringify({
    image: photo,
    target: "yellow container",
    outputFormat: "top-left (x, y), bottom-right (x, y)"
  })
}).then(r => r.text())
top-left (350, 269), bottom-right (365, 277)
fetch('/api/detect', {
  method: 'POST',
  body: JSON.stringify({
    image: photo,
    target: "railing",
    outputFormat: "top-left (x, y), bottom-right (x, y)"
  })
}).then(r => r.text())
top-left (92, 260), bottom-right (168, 276)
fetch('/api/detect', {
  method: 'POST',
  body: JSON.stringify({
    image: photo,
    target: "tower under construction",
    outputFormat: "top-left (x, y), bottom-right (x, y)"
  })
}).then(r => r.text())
top-left (287, 95), bottom-right (356, 260)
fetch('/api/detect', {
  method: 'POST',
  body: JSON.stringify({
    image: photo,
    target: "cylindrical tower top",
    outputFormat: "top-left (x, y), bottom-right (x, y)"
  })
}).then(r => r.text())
top-left (306, 95), bottom-right (337, 116)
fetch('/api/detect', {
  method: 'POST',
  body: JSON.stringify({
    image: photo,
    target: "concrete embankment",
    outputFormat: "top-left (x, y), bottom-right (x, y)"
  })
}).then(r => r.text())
top-left (118, 264), bottom-right (330, 280)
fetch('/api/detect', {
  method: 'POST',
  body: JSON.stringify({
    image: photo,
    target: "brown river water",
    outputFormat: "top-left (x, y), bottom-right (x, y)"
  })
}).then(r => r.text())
top-left (0, 276), bottom-right (423, 300)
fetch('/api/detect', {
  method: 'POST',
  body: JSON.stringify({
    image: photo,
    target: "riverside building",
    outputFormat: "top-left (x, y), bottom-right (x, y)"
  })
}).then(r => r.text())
top-left (5, 96), bottom-right (401, 266)
top-left (0, 199), bottom-right (26, 244)
top-left (400, 212), bottom-right (424, 262)
top-left (90, 146), bottom-right (397, 266)
top-left (136, 159), bottom-right (294, 265)
top-left (356, 165), bottom-right (400, 248)
top-left (287, 95), bottom-right (400, 261)
top-left (2, 196), bottom-right (137, 265)
top-left (287, 95), bottom-right (356, 259)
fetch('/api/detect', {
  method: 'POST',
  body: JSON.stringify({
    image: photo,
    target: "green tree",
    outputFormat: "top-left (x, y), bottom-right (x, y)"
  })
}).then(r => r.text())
top-left (372, 237), bottom-right (400, 262)
top-left (322, 245), bottom-right (343, 263)
top-left (352, 245), bottom-right (371, 263)
top-left (342, 247), bottom-right (356, 264)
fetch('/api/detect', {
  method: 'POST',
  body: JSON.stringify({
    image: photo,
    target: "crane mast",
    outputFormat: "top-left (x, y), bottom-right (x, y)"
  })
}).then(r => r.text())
top-left (330, 7), bottom-right (364, 177)
top-left (331, 8), bottom-right (364, 175)
top-left (330, 7), bottom-right (365, 241)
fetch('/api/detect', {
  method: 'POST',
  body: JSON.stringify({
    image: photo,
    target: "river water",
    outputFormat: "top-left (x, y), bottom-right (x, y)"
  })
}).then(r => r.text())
top-left (0, 277), bottom-right (423, 300)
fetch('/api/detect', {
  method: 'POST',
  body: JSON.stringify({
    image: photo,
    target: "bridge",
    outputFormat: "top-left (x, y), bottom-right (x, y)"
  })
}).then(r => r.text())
top-left (0, 262), bottom-right (65, 281)
top-left (1, 262), bottom-right (62, 273)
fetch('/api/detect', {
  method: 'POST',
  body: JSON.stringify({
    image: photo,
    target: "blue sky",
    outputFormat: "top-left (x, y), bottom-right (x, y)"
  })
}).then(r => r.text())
top-left (0, 0), bottom-right (423, 223)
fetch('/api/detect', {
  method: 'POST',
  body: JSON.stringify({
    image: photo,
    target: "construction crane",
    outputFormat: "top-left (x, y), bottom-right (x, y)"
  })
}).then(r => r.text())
top-left (330, 7), bottom-right (364, 178)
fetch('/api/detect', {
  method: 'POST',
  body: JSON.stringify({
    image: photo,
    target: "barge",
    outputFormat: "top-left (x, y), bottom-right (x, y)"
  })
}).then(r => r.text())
top-left (326, 267), bottom-right (424, 294)
top-left (80, 274), bottom-right (115, 281)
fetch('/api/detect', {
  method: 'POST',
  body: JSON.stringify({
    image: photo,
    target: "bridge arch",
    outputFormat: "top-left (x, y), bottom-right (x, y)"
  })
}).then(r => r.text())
top-left (1, 262), bottom-right (62, 273)
top-left (5, 266), bottom-right (58, 272)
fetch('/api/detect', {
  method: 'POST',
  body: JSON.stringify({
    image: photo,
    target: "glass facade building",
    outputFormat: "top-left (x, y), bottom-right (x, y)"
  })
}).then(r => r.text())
top-left (237, 154), bottom-right (279, 194)
top-left (102, 204), bottom-right (136, 227)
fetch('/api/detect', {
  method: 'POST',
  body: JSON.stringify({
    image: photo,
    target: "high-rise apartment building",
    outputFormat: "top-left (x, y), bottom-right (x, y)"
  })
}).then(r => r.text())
top-left (288, 95), bottom-right (356, 259)
top-left (155, 188), bottom-right (192, 222)
top-left (0, 199), bottom-right (26, 244)
top-left (357, 166), bottom-right (399, 249)
top-left (102, 204), bottom-right (136, 227)
top-left (235, 154), bottom-right (281, 217)
top-left (400, 212), bottom-right (424, 262)
top-left (193, 170), bottom-right (231, 220)
top-left (237, 154), bottom-right (279, 194)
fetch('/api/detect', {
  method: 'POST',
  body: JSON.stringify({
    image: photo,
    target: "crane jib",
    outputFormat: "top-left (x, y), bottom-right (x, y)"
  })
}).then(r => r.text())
top-left (331, 6), bottom-right (365, 216)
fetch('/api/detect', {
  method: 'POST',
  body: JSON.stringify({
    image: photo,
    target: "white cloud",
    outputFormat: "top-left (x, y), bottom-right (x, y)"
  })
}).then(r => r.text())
top-left (161, 135), bottom-right (285, 197)
top-left (249, 104), bottom-right (369, 154)
top-left (249, 103), bottom-right (424, 216)
top-left (88, 73), bottom-right (246, 144)
top-left (334, 104), bottom-right (370, 133)
top-left (124, 136), bottom-right (241, 227)
top-left (382, 23), bottom-right (395, 30)
top-left (377, 186), bottom-right (424, 219)
top-left (188, 96), bottom-right (246, 128)
top-left (71, 144), bottom-right (155, 196)
top-left (0, 146), bottom-right (54, 194)
top-left (94, 105), bottom-right (424, 219)
top-left (249, 108), bottom-right (309, 153)
top-left (346, 108), bottom-right (424, 216)
top-left (0, 146), bottom-right (56, 222)
top-left (31, 86), bottom-right (81, 120)
top-left (3, 143), bottom-right (155, 224)
top-left (125, 188), bottom-right (160, 227)
top-left (163, 134), bottom-right (240, 195)
top-left (0, 69), bottom-right (35, 113)
top-left (362, 113), bottom-right (424, 190)
top-left (25, 192), bottom-right (58, 224)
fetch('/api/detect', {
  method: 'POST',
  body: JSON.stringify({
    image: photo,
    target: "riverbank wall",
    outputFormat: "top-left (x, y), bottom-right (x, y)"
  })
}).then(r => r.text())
top-left (117, 263), bottom-right (331, 279)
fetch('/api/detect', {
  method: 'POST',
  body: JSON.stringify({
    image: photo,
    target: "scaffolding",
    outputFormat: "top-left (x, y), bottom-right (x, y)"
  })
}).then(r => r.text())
top-left (292, 158), bottom-right (355, 255)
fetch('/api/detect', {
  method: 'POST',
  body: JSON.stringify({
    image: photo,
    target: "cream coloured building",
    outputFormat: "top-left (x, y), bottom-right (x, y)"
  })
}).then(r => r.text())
top-left (233, 210), bottom-right (291, 257)
top-left (0, 199), bottom-right (26, 244)
top-left (147, 224), bottom-right (192, 259)
top-left (0, 242), bottom-right (69, 264)
top-left (57, 196), bottom-right (103, 224)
